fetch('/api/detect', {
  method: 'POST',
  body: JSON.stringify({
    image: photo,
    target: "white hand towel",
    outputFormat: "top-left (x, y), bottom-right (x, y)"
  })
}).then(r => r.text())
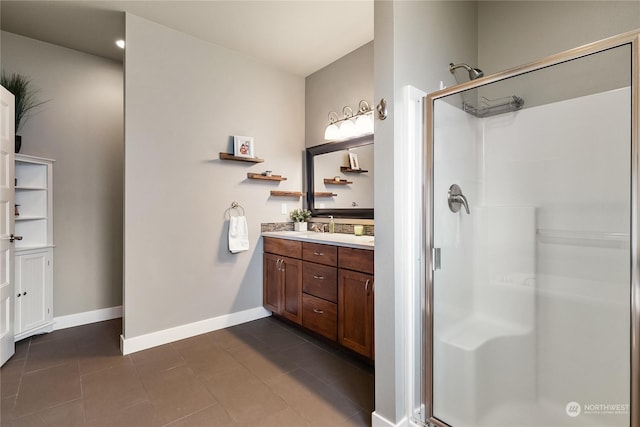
top-left (229, 216), bottom-right (249, 253)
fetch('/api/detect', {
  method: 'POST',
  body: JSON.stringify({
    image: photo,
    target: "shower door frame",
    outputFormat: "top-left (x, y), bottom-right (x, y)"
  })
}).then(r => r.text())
top-left (423, 29), bottom-right (640, 427)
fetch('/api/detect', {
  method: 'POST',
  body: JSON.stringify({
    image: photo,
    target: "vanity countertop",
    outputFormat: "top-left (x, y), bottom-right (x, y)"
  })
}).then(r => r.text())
top-left (262, 231), bottom-right (374, 250)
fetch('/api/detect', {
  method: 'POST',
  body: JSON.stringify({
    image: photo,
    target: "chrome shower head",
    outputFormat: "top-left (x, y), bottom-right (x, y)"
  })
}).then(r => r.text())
top-left (449, 62), bottom-right (484, 80)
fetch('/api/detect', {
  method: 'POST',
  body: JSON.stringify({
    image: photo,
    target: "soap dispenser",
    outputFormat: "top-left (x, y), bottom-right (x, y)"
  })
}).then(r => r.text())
top-left (329, 216), bottom-right (335, 234)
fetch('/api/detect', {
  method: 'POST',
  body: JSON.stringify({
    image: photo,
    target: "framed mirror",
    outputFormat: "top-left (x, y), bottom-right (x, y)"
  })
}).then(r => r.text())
top-left (306, 134), bottom-right (374, 218)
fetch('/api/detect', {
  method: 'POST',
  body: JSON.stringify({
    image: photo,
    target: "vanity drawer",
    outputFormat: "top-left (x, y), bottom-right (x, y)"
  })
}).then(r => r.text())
top-left (302, 294), bottom-right (337, 341)
top-left (302, 261), bottom-right (337, 303)
top-left (338, 247), bottom-right (374, 274)
top-left (302, 242), bottom-right (337, 266)
top-left (264, 237), bottom-right (302, 258)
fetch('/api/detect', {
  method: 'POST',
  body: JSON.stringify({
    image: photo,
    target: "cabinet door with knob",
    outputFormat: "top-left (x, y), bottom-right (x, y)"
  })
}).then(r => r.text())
top-left (263, 252), bottom-right (302, 325)
top-left (338, 269), bottom-right (374, 359)
top-left (15, 249), bottom-right (53, 339)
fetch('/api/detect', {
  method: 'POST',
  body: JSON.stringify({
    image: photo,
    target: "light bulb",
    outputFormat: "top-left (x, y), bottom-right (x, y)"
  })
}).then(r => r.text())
top-left (324, 124), bottom-right (340, 140)
top-left (115, 39), bottom-right (125, 49)
top-left (355, 114), bottom-right (373, 135)
top-left (339, 119), bottom-right (356, 139)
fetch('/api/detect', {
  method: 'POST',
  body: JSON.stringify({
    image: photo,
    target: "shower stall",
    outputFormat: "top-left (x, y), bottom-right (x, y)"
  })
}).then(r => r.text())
top-left (419, 30), bottom-right (639, 427)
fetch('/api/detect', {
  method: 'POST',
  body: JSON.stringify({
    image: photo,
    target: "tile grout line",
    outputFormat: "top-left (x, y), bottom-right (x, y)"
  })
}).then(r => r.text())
top-left (7, 337), bottom-right (32, 417)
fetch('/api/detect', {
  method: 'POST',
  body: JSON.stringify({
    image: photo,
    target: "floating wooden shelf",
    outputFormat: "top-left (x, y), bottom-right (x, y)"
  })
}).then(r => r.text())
top-left (270, 191), bottom-right (305, 197)
top-left (314, 192), bottom-right (337, 197)
top-left (340, 166), bottom-right (369, 173)
top-left (324, 178), bottom-right (353, 185)
top-left (219, 152), bottom-right (264, 163)
top-left (247, 173), bottom-right (287, 181)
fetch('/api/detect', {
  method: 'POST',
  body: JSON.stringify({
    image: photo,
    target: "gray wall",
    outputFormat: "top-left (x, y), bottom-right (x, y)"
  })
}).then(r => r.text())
top-left (124, 14), bottom-right (305, 339)
top-left (1, 31), bottom-right (124, 317)
top-left (305, 42), bottom-right (373, 148)
top-left (478, 1), bottom-right (640, 74)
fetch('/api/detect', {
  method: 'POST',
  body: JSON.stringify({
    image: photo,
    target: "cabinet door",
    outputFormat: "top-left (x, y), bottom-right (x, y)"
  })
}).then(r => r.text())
top-left (263, 253), bottom-right (282, 314)
top-left (280, 257), bottom-right (302, 325)
top-left (338, 269), bottom-right (374, 358)
top-left (15, 251), bottom-right (50, 334)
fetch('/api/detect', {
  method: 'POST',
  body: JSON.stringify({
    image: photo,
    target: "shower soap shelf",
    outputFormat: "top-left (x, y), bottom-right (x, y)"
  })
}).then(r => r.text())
top-left (463, 95), bottom-right (524, 118)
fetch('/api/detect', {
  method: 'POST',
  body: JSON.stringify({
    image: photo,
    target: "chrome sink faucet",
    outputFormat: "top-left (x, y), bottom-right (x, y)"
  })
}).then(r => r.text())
top-left (311, 223), bottom-right (328, 233)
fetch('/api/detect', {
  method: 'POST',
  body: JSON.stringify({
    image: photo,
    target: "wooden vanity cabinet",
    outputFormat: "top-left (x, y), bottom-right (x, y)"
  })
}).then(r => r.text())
top-left (263, 238), bottom-right (303, 324)
top-left (263, 236), bottom-right (374, 359)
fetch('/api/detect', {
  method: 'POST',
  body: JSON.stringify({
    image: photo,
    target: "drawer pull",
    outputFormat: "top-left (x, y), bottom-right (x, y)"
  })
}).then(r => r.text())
top-left (313, 275), bottom-right (324, 280)
top-left (312, 308), bottom-right (325, 314)
top-left (365, 279), bottom-right (371, 296)
top-left (313, 251), bottom-right (324, 256)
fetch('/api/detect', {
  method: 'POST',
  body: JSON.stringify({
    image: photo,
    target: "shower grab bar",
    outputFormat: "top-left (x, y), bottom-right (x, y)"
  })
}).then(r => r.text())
top-left (537, 228), bottom-right (629, 249)
top-left (462, 95), bottom-right (524, 118)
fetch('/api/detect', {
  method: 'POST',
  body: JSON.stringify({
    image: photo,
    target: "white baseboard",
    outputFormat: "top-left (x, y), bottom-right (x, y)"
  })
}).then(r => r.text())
top-left (54, 306), bottom-right (122, 330)
top-left (372, 412), bottom-right (408, 427)
top-left (120, 306), bottom-right (271, 355)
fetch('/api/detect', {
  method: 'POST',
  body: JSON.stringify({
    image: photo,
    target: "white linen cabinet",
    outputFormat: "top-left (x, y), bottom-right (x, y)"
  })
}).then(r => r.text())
top-left (14, 154), bottom-right (54, 340)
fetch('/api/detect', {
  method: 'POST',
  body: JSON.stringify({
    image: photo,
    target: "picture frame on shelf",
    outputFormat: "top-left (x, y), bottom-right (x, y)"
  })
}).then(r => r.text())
top-left (234, 136), bottom-right (255, 158)
top-left (348, 152), bottom-right (360, 170)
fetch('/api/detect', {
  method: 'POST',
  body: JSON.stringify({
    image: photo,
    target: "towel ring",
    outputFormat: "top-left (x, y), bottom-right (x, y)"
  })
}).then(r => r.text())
top-left (225, 201), bottom-right (245, 219)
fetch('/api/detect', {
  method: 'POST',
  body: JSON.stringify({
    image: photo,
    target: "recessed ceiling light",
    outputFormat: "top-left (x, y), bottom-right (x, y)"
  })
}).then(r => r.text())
top-left (115, 39), bottom-right (125, 49)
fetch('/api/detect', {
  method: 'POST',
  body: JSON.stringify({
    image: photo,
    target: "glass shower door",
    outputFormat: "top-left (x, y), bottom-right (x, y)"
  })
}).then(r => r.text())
top-left (428, 43), bottom-right (633, 427)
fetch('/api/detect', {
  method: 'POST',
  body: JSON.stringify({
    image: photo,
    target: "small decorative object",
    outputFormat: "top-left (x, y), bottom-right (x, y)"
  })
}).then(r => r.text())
top-left (354, 225), bottom-right (364, 236)
top-left (1, 70), bottom-right (49, 153)
top-left (349, 152), bottom-right (360, 170)
top-left (233, 135), bottom-right (254, 158)
top-left (263, 170), bottom-right (272, 177)
top-left (290, 208), bottom-right (311, 232)
top-left (334, 176), bottom-right (341, 182)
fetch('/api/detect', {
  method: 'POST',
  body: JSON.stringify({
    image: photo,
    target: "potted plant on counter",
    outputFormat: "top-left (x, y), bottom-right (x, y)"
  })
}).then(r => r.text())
top-left (1, 70), bottom-right (48, 153)
top-left (290, 208), bottom-right (311, 231)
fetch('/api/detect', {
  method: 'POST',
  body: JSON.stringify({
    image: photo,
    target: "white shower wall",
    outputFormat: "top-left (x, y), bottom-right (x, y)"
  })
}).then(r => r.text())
top-left (482, 87), bottom-right (630, 424)
top-left (432, 87), bottom-right (630, 426)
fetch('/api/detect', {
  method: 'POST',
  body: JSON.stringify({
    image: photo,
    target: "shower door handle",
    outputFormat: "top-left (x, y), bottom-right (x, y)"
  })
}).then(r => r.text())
top-left (448, 184), bottom-right (470, 214)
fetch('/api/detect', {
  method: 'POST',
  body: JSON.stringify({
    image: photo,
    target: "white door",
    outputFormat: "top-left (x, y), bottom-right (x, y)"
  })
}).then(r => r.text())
top-left (0, 86), bottom-right (15, 366)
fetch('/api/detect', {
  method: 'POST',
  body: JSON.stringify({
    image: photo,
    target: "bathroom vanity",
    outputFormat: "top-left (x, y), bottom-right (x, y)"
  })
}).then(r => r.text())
top-left (262, 231), bottom-right (374, 360)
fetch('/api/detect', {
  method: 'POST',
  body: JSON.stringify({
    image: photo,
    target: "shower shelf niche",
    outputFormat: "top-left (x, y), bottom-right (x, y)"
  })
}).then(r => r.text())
top-left (463, 95), bottom-right (524, 118)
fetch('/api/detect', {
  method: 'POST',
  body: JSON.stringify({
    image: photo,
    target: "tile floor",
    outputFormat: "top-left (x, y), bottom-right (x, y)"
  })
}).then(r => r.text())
top-left (0, 317), bottom-right (374, 426)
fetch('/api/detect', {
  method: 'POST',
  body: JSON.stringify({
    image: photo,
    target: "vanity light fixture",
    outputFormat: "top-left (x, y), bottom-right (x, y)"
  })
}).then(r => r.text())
top-left (115, 39), bottom-right (125, 49)
top-left (324, 112), bottom-right (340, 140)
top-left (324, 100), bottom-right (374, 141)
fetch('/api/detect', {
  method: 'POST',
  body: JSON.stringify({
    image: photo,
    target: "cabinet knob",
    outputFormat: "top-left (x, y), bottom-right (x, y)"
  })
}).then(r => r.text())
top-left (312, 308), bottom-right (324, 314)
top-left (313, 275), bottom-right (324, 280)
top-left (16, 293), bottom-right (21, 298)
top-left (365, 279), bottom-right (371, 296)
top-left (22, 292), bottom-right (27, 296)
top-left (313, 251), bottom-right (324, 256)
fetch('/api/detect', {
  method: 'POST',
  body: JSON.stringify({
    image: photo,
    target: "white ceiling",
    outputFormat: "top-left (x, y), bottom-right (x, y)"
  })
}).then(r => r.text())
top-left (1, 0), bottom-right (374, 77)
